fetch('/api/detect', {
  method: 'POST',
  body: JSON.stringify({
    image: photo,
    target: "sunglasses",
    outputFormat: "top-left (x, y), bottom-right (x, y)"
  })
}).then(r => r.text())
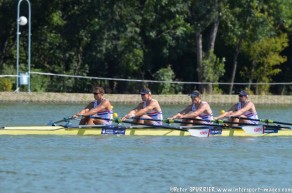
top-left (141, 94), bottom-right (146, 96)
top-left (238, 95), bottom-right (245, 97)
top-left (93, 92), bottom-right (101, 95)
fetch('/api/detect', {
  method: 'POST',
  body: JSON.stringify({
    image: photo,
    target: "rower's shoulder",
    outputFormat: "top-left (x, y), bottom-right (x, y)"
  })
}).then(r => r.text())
top-left (246, 100), bottom-right (255, 106)
top-left (201, 101), bottom-right (211, 107)
top-left (103, 99), bottom-right (111, 105)
top-left (150, 98), bottom-right (160, 104)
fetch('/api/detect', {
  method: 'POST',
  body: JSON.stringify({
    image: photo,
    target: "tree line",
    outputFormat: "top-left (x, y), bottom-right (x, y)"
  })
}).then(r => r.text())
top-left (0, 0), bottom-right (291, 95)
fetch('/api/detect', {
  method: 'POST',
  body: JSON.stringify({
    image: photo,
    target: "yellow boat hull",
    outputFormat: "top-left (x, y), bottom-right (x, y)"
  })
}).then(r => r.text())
top-left (1, 126), bottom-right (292, 137)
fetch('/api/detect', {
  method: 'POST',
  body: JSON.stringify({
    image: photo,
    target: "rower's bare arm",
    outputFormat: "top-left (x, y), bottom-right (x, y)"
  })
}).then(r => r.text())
top-left (134, 101), bottom-right (158, 117)
top-left (216, 104), bottom-right (237, 119)
top-left (72, 102), bottom-right (93, 118)
top-left (215, 110), bottom-right (233, 120)
top-left (122, 103), bottom-right (142, 120)
top-left (82, 100), bottom-right (110, 116)
top-left (169, 106), bottom-right (191, 119)
top-left (182, 104), bottom-right (207, 119)
top-left (231, 102), bottom-right (253, 117)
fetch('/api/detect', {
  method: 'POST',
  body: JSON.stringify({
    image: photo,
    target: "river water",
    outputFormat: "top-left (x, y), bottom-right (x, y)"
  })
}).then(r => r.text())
top-left (0, 103), bottom-right (292, 193)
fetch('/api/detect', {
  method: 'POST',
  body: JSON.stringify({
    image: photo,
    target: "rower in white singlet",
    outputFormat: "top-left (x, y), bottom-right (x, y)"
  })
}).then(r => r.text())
top-left (169, 90), bottom-right (213, 125)
top-left (121, 87), bottom-right (163, 126)
top-left (72, 87), bottom-right (113, 125)
top-left (214, 90), bottom-right (259, 125)
top-left (89, 99), bottom-right (113, 125)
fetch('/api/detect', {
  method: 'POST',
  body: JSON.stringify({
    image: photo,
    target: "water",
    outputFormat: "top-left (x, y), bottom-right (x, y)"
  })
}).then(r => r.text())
top-left (1, 103), bottom-right (292, 193)
top-left (1, 103), bottom-right (292, 126)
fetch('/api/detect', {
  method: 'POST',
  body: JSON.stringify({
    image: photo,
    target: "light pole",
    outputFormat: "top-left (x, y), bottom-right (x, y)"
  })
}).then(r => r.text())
top-left (16, 0), bottom-right (31, 93)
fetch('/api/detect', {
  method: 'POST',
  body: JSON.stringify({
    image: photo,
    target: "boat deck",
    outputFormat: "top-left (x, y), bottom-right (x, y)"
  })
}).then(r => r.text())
top-left (1, 126), bottom-right (292, 137)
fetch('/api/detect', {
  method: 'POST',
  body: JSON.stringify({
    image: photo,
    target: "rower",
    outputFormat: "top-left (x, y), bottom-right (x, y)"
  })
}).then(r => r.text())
top-left (169, 90), bottom-right (213, 125)
top-left (72, 86), bottom-right (113, 125)
top-left (214, 90), bottom-right (259, 125)
top-left (121, 87), bottom-right (163, 125)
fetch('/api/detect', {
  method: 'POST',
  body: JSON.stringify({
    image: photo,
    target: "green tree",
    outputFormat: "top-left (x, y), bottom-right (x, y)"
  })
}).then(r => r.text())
top-left (153, 65), bottom-right (182, 94)
top-left (201, 51), bottom-right (225, 94)
top-left (0, 0), bottom-right (292, 94)
top-left (0, 0), bottom-right (18, 74)
top-left (241, 33), bottom-right (288, 94)
top-left (188, 0), bottom-right (227, 93)
top-left (222, 0), bottom-right (292, 94)
top-left (0, 64), bottom-right (15, 91)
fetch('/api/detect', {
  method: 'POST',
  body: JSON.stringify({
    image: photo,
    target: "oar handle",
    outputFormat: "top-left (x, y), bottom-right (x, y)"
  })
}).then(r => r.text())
top-left (230, 116), bottom-right (261, 122)
top-left (115, 119), bottom-right (189, 131)
top-left (230, 116), bottom-right (274, 124)
top-left (212, 119), bottom-right (259, 126)
top-left (231, 116), bottom-right (277, 124)
top-left (231, 116), bottom-right (292, 126)
top-left (127, 117), bottom-right (163, 122)
top-left (168, 119), bottom-right (243, 129)
top-left (92, 117), bottom-right (172, 129)
top-left (93, 116), bottom-right (252, 130)
top-left (92, 116), bottom-right (112, 121)
top-left (127, 117), bottom-right (214, 126)
top-left (125, 118), bottom-right (245, 129)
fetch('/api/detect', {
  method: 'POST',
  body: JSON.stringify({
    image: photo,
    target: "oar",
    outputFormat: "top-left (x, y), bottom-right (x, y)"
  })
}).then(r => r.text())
top-left (135, 117), bottom-right (292, 135)
top-left (69, 119), bottom-right (209, 137)
top-left (167, 118), bottom-right (258, 127)
top-left (118, 117), bottom-right (243, 137)
top-left (88, 116), bottom-right (292, 136)
top-left (112, 118), bottom-right (187, 130)
top-left (166, 118), bottom-right (291, 129)
top-left (92, 116), bottom-right (289, 136)
top-left (231, 116), bottom-right (292, 126)
top-left (136, 116), bottom-right (240, 126)
top-left (88, 116), bottom-right (188, 130)
top-left (113, 118), bottom-right (215, 137)
top-left (140, 118), bottom-right (291, 129)
top-left (92, 116), bottom-right (209, 137)
top-left (164, 117), bottom-right (259, 126)
top-left (170, 119), bottom-right (291, 134)
top-left (166, 119), bottom-right (267, 135)
top-left (134, 117), bottom-right (242, 128)
top-left (47, 117), bottom-right (73, 126)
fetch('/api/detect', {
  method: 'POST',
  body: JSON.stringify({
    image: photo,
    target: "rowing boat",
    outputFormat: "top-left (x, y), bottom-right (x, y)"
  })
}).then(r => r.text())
top-left (1, 125), bottom-right (291, 137)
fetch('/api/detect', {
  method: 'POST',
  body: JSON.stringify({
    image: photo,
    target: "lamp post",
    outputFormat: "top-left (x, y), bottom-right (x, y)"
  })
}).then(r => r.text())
top-left (16, 0), bottom-right (31, 93)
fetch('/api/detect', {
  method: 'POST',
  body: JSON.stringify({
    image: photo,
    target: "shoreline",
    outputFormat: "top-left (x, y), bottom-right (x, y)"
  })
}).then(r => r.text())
top-left (1, 92), bottom-right (292, 105)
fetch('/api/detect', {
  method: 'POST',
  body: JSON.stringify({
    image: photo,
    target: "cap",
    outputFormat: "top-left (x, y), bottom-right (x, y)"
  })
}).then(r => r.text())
top-left (239, 90), bottom-right (249, 96)
top-left (189, 90), bottom-right (201, 97)
top-left (140, 88), bottom-right (151, 95)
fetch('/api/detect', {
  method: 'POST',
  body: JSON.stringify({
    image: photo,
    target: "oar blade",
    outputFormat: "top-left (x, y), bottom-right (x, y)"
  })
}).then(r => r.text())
top-left (241, 125), bottom-right (264, 135)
